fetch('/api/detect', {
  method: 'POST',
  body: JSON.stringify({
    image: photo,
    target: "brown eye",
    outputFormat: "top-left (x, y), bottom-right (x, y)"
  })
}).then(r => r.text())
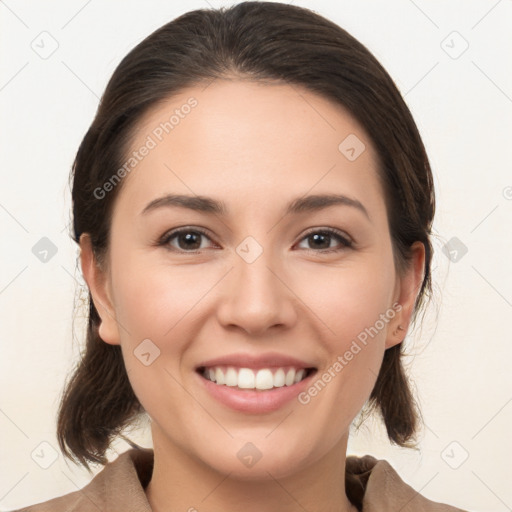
top-left (297, 229), bottom-right (353, 253)
top-left (160, 228), bottom-right (214, 252)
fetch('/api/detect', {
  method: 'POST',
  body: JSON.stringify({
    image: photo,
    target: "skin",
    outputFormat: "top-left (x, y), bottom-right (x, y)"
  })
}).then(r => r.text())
top-left (80, 79), bottom-right (425, 512)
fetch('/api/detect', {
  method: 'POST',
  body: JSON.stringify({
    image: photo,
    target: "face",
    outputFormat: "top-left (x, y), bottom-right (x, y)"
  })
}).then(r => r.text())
top-left (82, 79), bottom-right (424, 480)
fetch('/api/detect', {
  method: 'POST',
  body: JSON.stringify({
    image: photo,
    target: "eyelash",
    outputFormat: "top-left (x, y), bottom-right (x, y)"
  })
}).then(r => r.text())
top-left (156, 226), bottom-right (354, 254)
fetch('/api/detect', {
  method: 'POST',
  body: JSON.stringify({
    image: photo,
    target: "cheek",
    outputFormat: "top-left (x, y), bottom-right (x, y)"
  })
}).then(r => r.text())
top-left (295, 277), bottom-right (391, 446)
top-left (292, 256), bottom-right (394, 406)
top-left (110, 260), bottom-right (204, 426)
top-left (111, 256), bottom-right (212, 342)
top-left (294, 257), bottom-right (395, 346)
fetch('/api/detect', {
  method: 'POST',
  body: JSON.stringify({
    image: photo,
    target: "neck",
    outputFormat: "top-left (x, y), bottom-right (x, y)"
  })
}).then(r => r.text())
top-left (145, 426), bottom-right (359, 512)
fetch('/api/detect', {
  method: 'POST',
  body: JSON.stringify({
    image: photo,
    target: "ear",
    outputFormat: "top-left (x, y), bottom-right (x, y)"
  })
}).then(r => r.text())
top-left (79, 233), bottom-right (121, 345)
top-left (385, 241), bottom-right (426, 349)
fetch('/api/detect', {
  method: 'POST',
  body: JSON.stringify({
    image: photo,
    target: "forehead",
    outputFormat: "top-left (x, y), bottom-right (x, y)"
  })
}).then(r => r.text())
top-left (115, 79), bottom-right (384, 219)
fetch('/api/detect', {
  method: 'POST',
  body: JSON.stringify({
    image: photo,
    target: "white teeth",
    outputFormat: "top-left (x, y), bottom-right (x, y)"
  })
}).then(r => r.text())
top-left (202, 366), bottom-right (311, 390)
top-left (285, 369), bottom-right (295, 386)
top-left (294, 369), bottom-right (305, 383)
top-left (255, 369), bottom-right (274, 390)
top-left (238, 368), bottom-right (255, 389)
top-left (225, 367), bottom-right (238, 387)
top-left (215, 367), bottom-right (225, 385)
top-left (274, 368), bottom-right (285, 387)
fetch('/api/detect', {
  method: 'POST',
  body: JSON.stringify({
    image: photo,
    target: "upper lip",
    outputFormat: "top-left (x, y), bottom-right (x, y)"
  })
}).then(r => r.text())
top-left (196, 352), bottom-right (317, 370)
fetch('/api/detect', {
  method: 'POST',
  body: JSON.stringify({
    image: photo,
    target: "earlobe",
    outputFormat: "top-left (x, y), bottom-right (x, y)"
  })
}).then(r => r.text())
top-left (79, 233), bottom-right (121, 346)
top-left (385, 241), bottom-right (426, 349)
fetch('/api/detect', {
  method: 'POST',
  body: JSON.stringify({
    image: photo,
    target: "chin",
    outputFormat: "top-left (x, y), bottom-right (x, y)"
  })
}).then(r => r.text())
top-left (197, 440), bottom-right (316, 481)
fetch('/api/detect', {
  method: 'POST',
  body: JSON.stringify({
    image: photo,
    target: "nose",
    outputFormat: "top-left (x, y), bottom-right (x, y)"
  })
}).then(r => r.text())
top-left (216, 247), bottom-right (298, 336)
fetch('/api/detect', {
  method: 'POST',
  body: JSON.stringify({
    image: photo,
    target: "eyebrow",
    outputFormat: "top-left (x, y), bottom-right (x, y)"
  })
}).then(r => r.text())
top-left (140, 193), bottom-right (370, 221)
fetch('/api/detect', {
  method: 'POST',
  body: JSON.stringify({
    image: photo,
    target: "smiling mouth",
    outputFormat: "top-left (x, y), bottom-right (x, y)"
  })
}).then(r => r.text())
top-left (196, 365), bottom-right (317, 391)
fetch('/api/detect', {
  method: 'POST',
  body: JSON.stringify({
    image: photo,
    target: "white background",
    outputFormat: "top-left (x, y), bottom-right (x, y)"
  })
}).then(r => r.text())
top-left (1, 1), bottom-right (511, 510)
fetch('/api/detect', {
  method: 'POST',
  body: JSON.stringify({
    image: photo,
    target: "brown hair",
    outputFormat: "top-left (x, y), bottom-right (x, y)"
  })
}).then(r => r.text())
top-left (57, 1), bottom-right (434, 471)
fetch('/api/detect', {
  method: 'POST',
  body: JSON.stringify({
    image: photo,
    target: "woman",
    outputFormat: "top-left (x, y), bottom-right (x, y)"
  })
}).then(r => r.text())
top-left (13, 2), bottom-right (467, 511)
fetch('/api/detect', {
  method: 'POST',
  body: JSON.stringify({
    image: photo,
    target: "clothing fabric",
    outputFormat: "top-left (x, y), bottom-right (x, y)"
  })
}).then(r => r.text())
top-left (12, 447), bottom-right (467, 511)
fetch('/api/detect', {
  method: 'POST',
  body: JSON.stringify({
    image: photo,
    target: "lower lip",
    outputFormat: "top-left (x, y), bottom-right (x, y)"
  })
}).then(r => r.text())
top-left (196, 370), bottom-right (316, 414)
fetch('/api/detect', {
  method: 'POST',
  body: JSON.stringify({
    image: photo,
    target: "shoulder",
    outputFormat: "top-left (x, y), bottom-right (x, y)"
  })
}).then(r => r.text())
top-left (346, 454), bottom-right (468, 512)
top-left (11, 449), bottom-right (467, 512)
top-left (9, 448), bottom-right (154, 512)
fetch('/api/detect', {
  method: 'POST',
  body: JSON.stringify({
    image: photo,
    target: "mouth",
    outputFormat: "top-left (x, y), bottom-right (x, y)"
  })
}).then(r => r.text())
top-left (194, 352), bottom-right (319, 412)
top-left (196, 365), bottom-right (317, 391)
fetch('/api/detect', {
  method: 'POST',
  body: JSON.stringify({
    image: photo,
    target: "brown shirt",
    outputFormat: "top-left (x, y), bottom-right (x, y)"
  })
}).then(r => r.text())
top-left (12, 448), bottom-right (467, 511)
